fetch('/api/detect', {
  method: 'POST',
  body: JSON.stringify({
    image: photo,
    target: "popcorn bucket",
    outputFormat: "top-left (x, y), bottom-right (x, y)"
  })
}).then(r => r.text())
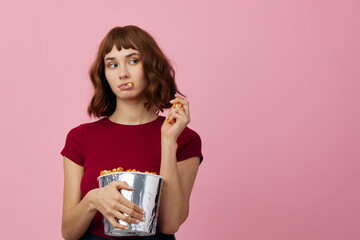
top-left (97, 172), bottom-right (164, 236)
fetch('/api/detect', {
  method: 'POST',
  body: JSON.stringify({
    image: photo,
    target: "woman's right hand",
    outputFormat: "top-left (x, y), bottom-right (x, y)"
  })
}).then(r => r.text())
top-left (89, 181), bottom-right (145, 229)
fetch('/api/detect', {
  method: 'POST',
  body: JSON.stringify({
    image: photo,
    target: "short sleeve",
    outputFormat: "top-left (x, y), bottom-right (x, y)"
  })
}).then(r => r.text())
top-left (176, 127), bottom-right (204, 164)
top-left (60, 125), bottom-right (85, 166)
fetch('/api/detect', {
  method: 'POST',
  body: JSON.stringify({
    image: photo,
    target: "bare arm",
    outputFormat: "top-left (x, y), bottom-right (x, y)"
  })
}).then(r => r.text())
top-left (158, 94), bottom-right (201, 234)
top-left (61, 157), bottom-right (145, 240)
top-left (158, 139), bottom-right (200, 234)
top-left (61, 157), bottom-right (98, 240)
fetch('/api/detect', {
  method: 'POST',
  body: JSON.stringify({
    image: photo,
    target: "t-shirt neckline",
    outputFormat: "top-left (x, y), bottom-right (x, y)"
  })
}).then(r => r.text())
top-left (104, 115), bottom-right (162, 127)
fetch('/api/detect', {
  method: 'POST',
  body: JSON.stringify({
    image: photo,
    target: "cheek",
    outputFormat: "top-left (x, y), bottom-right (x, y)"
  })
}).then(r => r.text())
top-left (137, 72), bottom-right (147, 84)
top-left (105, 79), bottom-right (118, 94)
top-left (105, 72), bottom-right (116, 85)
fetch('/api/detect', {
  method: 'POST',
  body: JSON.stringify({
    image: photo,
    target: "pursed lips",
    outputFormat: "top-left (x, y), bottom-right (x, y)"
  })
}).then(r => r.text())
top-left (118, 82), bottom-right (134, 88)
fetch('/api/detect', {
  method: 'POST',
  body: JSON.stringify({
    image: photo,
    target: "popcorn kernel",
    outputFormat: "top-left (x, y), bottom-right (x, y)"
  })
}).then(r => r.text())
top-left (172, 102), bottom-right (185, 111)
top-left (100, 167), bottom-right (158, 176)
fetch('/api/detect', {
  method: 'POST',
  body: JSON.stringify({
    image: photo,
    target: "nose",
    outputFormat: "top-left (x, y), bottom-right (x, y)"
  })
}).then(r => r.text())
top-left (119, 72), bottom-right (129, 79)
top-left (118, 65), bottom-right (129, 79)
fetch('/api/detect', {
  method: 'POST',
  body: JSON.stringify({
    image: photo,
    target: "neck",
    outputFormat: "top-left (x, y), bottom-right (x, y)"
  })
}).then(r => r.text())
top-left (109, 98), bottom-right (158, 125)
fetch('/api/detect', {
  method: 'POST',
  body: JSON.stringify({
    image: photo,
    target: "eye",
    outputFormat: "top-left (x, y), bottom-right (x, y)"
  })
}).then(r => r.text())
top-left (130, 59), bottom-right (138, 64)
top-left (108, 63), bottom-right (117, 68)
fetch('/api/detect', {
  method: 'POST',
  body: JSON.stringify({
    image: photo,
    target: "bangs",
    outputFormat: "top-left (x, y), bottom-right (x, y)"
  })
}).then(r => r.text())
top-left (101, 28), bottom-right (139, 57)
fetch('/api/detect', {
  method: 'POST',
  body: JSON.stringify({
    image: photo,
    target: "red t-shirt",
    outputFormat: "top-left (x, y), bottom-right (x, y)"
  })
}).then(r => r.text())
top-left (60, 115), bottom-right (203, 238)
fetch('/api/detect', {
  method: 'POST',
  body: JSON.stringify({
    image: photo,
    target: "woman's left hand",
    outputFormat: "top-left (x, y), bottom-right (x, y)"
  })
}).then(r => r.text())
top-left (161, 94), bottom-right (191, 141)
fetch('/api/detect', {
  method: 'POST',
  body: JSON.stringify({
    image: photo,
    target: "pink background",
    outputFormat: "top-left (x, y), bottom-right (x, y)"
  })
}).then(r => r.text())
top-left (0, 0), bottom-right (359, 239)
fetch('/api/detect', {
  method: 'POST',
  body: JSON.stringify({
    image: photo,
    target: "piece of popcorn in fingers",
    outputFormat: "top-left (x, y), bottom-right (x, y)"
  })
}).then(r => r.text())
top-left (172, 102), bottom-right (185, 111)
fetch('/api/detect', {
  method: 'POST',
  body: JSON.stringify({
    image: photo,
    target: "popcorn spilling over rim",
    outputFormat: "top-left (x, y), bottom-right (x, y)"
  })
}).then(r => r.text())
top-left (99, 167), bottom-right (157, 177)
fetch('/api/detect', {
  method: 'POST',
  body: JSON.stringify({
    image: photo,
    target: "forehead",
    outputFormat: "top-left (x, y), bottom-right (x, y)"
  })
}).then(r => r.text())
top-left (104, 45), bottom-right (139, 59)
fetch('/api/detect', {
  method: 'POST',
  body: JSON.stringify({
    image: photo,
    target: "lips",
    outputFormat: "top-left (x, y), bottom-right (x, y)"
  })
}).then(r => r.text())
top-left (118, 82), bottom-right (134, 90)
top-left (118, 82), bottom-right (134, 88)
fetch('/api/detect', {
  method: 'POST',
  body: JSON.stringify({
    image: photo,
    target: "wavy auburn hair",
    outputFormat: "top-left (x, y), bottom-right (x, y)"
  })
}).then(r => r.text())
top-left (87, 25), bottom-right (185, 119)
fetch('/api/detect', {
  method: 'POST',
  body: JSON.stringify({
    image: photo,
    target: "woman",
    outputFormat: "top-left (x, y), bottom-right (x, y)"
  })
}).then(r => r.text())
top-left (60, 25), bottom-right (204, 240)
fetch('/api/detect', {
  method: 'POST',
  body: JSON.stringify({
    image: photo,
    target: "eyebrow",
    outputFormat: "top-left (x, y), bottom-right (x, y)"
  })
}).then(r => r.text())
top-left (105, 53), bottom-right (139, 61)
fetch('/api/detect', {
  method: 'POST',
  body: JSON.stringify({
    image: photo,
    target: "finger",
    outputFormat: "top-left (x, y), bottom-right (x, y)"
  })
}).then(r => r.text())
top-left (111, 181), bottom-right (146, 214)
top-left (107, 216), bottom-right (129, 230)
top-left (169, 106), bottom-right (185, 118)
top-left (170, 97), bottom-right (188, 106)
top-left (175, 105), bottom-right (186, 114)
top-left (172, 106), bottom-right (187, 118)
top-left (167, 112), bottom-right (184, 125)
top-left (112, 200), bottom-right (145, 222)
top-left (117, 194), bottom-right (145, 216)
top-left (170, 100), bottom-right (186, 110)
top-left (167, 117), bottom-right (175, 124)
top-left (113, 207), bottom-right (142, 224)
top-left (109, 200), bottom-right (143, 223)
top-left (167, 108), bottom-right (179, 124)
top-left (169, 102), bottom-right (185, 112)
top-left (170, 99), bottom-right (189, 116)
top-left (168, 105), bottom-right (177, 114)
top-left (166, 111), bottom-right (172, 124)
top-left (117, 204), bottom-right (145, 222)
top-left (166, 110), bottom-right (175, 124)
top-left (176, 108), bottom-right (186, 118)
top-left (171, 112), bottom-right (187, 123)
top-left (166, 106), bottom-right (180, 124)
top-left (111, 181), bottom-right (134, 191)
top-left (168, 106), bottom-right (182, 116)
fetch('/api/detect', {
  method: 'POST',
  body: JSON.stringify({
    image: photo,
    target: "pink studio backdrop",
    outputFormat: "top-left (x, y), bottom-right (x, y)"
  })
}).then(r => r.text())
top-left (0, 0), bottom-right (359, 239)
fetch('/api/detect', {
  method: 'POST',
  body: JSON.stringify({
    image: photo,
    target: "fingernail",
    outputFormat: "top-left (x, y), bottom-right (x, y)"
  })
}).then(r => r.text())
top-left (170, 99), bottom-right (174, 103)
top-left (136, 220), bottom-right (140, 223)
top-left (142, 216), bottom-right (146, 222)
top-left (142, 211), bottom-right (146, 215)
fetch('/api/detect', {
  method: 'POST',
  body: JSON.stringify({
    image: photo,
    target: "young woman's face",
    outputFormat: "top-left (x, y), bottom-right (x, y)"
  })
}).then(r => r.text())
top-left (104, 45), bottom-right (147, 101)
